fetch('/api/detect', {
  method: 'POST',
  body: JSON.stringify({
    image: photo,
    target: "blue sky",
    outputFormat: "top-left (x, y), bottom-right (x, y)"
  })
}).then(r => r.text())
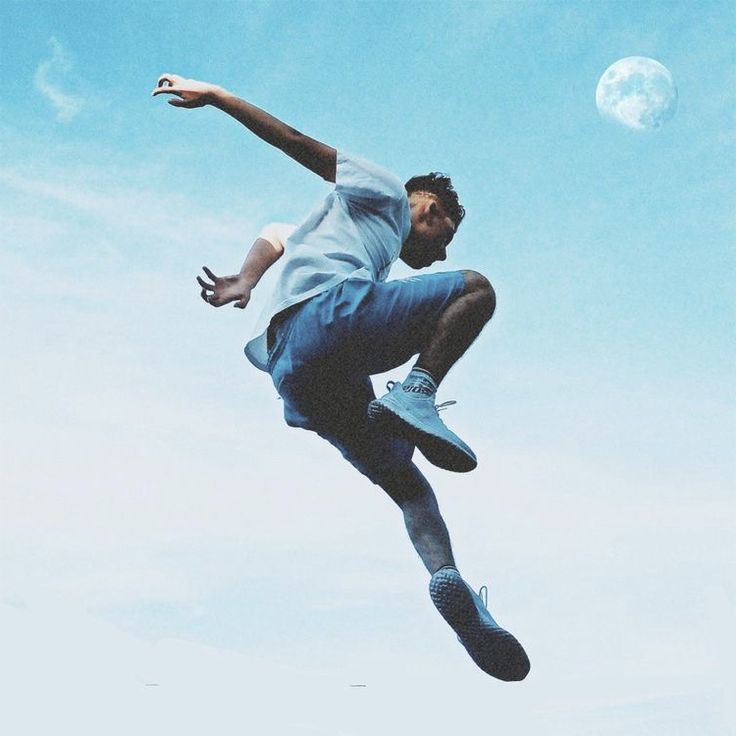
top-left (1, 1), bottom-right (734, 734)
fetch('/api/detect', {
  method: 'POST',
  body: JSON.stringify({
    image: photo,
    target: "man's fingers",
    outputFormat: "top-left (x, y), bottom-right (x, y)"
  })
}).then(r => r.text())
top-left (152, 87), bottom-right (179, 97)
top-left (234, 300), bottom-right (247, 309)
top-left (152, 88), bottom-right (187, 101)
top-left (197, 269), bottom-right (225, 308)
top-left (156, 73), bottom-right (180, 88)
top-left (152, 74), bottom-right (179, 96)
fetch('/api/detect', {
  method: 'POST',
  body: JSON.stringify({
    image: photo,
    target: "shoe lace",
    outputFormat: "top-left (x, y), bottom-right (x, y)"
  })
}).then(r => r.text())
top-left (384, 381), bottom-right (457, 414)
top-left (435, 400), bottom-right (456, 413)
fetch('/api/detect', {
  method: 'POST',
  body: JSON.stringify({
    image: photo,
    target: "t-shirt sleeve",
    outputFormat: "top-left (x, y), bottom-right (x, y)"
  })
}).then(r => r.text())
top-left (257, 222), bottom-right (297, 251)
top-left (334, 151), bottom-right (406, 207)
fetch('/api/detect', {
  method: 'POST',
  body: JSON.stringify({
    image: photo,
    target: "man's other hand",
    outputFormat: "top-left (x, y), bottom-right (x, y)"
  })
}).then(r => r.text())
top-left (197, 267), bottom-right (251, 309)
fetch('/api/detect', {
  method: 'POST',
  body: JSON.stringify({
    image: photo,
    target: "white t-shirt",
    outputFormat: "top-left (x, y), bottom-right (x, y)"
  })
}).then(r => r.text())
top-left (244, 151), bottom-right (411, 370)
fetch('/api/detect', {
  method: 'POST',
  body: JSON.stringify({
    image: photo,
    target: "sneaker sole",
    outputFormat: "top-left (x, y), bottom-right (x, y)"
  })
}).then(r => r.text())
top-left (429, 569), bottom-right (530, 681)
top-left (367, 399), bottom-right (477, 473)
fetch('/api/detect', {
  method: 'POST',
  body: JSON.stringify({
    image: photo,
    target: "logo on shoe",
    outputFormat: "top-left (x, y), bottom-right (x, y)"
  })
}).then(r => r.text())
top-left (402, 384), bottom-right (433, 396)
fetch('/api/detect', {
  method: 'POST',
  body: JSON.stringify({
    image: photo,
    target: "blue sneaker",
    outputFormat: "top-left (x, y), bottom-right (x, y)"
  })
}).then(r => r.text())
top-left (429, 567), bottom-right (530, 681)
top-left (367, 381), bottom-right (477, 472)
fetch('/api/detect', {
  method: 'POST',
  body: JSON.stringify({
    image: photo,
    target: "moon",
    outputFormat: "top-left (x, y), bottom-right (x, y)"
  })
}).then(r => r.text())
top-left (595, 57), bottom-right (677, 131)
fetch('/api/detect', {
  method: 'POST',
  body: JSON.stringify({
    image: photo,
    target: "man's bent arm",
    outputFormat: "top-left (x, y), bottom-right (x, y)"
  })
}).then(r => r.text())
top-left (152, 73), bottom-right (336, 182)
top-left (240, 223), bottom-right (294, 289)
top-left (197, 223), bottom-right (294, 309)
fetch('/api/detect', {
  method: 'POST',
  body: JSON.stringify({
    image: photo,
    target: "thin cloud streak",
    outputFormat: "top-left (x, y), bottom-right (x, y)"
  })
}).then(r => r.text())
top-left (33, 38), bottom-right (84, 123)
top-left (0, 168), bottom-right (255, 248)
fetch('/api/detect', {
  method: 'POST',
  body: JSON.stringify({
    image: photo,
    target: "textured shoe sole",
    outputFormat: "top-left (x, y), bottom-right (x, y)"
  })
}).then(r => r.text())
top-left (429, 569), bottom-right (530, 681)
top-left (368, 399), bottom-right (477, 473)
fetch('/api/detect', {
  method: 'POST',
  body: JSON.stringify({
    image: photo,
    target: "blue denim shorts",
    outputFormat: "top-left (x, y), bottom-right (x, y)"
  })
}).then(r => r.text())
top-left (267, 272), bottom-right (465, 485)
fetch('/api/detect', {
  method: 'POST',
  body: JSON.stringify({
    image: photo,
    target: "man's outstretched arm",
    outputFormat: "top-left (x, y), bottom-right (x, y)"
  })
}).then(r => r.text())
top-left (152, 73), bottom-right (336, 182)
top-left (197, 223), bottom-right (295, 308)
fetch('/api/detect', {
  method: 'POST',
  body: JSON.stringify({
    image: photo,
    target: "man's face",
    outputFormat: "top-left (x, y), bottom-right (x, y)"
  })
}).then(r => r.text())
top-left (400, 192), bottom-right (456, 269)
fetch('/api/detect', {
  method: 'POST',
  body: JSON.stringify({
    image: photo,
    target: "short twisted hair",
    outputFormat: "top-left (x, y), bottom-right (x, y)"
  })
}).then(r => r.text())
top-left (405, 173), bottom-right (465, 229)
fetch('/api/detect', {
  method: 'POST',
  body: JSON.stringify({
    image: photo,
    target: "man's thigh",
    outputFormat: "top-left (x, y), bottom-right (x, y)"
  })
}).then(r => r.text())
top-left (286, 271), bottom-right (465, 376)
top-left (275, 369), bottom-right (416, 488)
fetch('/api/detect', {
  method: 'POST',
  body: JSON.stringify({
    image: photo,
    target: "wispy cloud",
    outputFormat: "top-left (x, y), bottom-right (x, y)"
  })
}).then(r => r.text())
top-left (33, 37), bottom-right (84, 123)
top-left (0, 166), bottom-right (257, 253)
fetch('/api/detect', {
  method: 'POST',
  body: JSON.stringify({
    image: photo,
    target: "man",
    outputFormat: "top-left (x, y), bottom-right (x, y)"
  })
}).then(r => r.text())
top-left (152, 73), bottom-right (529, 681)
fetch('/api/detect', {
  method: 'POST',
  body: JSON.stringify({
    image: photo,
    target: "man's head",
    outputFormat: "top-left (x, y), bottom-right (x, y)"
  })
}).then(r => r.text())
top-left (400, 173), bottom-right (465, 269)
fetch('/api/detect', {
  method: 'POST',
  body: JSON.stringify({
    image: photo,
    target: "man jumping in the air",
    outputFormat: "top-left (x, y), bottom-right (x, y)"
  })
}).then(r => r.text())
top-left (152, 73), bottom-right (530, 681)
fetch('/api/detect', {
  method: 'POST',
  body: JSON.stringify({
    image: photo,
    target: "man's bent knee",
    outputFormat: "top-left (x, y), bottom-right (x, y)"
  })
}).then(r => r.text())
top-left (461, 270), bottom-right (496, 321)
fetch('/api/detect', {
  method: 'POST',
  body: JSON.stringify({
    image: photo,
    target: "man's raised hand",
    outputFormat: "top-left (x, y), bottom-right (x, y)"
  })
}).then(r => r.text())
top-left (197, 266), bottom-right (251, 309)
top-left (152, 73), bottom-right (221, 108)
top-left (151, 72), bottom-right (336, 181)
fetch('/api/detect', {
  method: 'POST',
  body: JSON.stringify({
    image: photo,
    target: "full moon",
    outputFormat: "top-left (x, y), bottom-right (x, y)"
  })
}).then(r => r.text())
top-left (595, 57), bottom-right (677, 131)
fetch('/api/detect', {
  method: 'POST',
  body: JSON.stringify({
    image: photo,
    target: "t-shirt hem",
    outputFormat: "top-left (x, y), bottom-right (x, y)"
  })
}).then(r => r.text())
top-left (244, 272), bottom-right (365, 372)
